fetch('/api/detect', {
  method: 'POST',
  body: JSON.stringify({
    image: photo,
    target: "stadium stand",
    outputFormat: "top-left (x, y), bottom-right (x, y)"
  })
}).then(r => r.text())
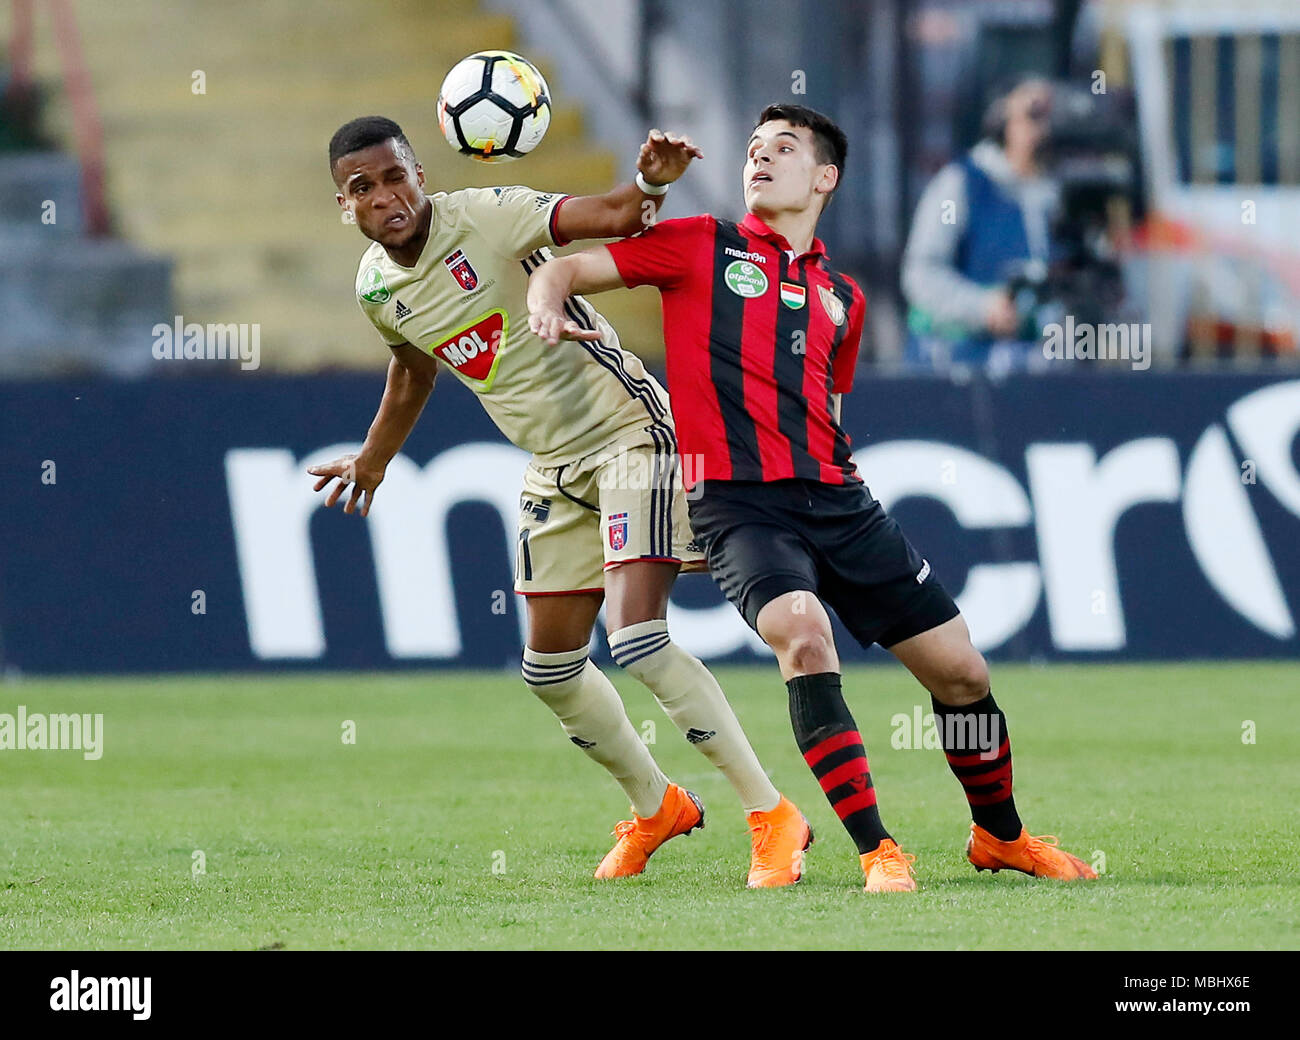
top-left (1, 0), bottom-right (171, 375)
top-left (3, 0), bottom-right (666, 373)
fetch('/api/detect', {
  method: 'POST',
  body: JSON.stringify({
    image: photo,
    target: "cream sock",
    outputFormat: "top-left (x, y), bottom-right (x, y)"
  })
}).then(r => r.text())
top-left (608, 620), bottom-right (781, 814)
top-left (523, 645), bottom-right (669, 817)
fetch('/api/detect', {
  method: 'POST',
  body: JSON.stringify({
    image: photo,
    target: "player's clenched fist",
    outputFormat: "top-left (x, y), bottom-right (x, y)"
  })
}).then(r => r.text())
top-left (308, 453), bottom-right (385, 516)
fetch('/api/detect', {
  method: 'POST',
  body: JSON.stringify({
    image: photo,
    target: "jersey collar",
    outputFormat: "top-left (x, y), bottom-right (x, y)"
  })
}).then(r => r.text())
top-left (740, 212), bottom-right (826, 262)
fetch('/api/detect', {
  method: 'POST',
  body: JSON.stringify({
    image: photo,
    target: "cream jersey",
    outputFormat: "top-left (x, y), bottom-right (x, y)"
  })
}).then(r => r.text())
top-left (355, 186), bottom-right (674, 467)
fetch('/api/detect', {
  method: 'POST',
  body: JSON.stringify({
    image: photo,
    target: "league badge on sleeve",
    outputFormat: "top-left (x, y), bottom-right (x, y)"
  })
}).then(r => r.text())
top-left (607, 512), bottom-right (629, 551)
top-left (818, 284), bottom-right (846, 326)
top-left (444, 249), bottom-right (480, 291)
top-left (359, 265), bottom-right (391, 304)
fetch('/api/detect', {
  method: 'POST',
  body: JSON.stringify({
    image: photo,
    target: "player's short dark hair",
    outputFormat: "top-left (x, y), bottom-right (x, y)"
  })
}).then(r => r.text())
top-left (755, 103), bottom-right (847, 202)
top-left (329, 116), bottom-right (413, 177)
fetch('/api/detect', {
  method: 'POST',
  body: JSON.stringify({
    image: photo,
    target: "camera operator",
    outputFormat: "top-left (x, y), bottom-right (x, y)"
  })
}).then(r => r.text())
top-left (901, 78), bottom-right (1062, 370)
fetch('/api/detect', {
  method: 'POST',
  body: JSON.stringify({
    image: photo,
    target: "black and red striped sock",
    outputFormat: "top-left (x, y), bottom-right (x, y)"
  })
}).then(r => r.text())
top-left (787, 672), bottom-right (891, 855)
top-left (930, 692), bottom-right (1022, 842)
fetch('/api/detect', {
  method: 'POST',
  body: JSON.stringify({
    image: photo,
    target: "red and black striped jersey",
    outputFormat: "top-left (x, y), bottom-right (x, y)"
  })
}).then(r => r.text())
top-left (606, 212), bottom-right (865, 488)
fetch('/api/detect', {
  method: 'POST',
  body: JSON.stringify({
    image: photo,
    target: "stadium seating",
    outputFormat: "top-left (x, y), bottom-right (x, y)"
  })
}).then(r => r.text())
top-left (0, 133), bottom-right (171, 375)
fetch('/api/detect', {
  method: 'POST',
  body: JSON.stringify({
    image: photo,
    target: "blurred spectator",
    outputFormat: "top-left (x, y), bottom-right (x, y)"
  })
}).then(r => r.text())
top-left (901, 77), bottom-right (1062, 370)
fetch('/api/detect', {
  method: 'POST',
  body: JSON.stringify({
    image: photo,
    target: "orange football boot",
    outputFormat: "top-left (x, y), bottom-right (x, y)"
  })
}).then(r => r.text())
top-left (966, 824), bottom-right (1098, 880)
top-left (594, 783), bottom-right (704, 879)
top-left (860, 838), bottom-right (917, 892)
top-left (745, 795), bottom-right (814, 888)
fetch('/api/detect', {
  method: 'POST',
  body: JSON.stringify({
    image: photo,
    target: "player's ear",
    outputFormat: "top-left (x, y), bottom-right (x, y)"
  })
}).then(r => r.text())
top-left (415, 162), bottom-right (425, 188)
top-left (335, 192), bottom-right (345, 209)
top-left (816, 163), bottom-right (839, 199)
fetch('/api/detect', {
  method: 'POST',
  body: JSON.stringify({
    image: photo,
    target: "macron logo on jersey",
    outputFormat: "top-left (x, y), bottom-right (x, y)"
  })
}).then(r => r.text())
top-left (430, 309), bottom-right (507, 390)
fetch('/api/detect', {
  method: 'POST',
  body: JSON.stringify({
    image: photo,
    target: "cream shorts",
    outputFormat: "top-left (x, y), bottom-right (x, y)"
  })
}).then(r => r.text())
top-left (515, 430), bottom-right (706, 594)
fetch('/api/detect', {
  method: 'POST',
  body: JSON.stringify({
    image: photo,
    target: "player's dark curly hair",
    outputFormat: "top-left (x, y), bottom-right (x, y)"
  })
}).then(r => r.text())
top-left (329, 116), bottom-right (413, 177)
top-left (755, 103), bottom-right (847, 205)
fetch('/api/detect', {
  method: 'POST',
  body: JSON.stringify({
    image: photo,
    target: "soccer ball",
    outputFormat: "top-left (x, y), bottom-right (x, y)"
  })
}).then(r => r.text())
top-left (437, 50), bottom-right (552, 162)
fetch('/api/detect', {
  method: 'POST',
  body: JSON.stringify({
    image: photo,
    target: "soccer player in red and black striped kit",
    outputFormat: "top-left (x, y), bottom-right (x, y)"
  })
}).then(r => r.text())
top-left (528, 104), bottom-right (1096, 891)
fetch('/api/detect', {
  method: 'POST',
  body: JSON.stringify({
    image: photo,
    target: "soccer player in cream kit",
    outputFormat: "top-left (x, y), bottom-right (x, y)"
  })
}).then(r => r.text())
top-left (311, 116), bottom-right (812, 886)
top-left (529, 104), bottom-right (1097, 891)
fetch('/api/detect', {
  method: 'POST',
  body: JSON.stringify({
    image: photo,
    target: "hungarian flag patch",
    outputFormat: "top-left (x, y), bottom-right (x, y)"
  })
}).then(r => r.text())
top-left (780, 281), bottom-right (806, 309)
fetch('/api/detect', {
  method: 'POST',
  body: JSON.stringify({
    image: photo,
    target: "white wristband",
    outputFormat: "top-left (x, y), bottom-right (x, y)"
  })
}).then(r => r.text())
top-left (636, 171), bottom-right (669, 196)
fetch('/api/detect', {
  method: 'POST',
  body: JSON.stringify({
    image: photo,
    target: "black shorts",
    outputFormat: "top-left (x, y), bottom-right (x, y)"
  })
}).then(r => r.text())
top-left (686, 478), bottom-right (960, 649)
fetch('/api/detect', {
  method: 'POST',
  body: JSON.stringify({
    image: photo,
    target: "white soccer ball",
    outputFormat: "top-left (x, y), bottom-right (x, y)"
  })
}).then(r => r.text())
top-left (437, 50), bottom-right (552, 162)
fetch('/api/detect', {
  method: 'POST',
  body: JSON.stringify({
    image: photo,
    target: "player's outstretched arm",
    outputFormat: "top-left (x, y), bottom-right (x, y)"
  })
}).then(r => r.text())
top-left (526, 247), bottom-right (627, 345)
top-left (307, 343), bottom-right (437, 516)
top-left (553, 129), bottom-right (702, 243)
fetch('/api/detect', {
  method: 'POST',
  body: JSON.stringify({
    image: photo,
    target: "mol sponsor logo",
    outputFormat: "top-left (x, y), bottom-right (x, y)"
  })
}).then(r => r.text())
top-left (430, 310), bottom-right (507, 389)
top-left (223, 382), bottom-right (1300, 662)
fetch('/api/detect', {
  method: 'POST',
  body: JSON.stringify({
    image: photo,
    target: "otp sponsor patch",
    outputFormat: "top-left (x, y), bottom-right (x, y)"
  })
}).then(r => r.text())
top-left (429, 309), bottom-right (507, 389)
top-left (607, 512), bottom-right (629, 551)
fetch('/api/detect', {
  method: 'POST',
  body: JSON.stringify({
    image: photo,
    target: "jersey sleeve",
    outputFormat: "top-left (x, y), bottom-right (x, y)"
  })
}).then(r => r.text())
top-left (354, 256), bottom-right (407, 347)
top-left (831, 282), bottom-right (866, 393)
top-left (458, 185), bottom-right (571, 259)
top-left (605, 214), bottom-right (713, 290)
top-left (358, 302), bottom-right (406, 347)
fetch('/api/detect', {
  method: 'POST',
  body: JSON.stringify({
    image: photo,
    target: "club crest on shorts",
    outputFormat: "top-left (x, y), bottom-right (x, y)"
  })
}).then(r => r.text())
top-left (607, 512), bottom-right (629, 551)
top-left (818, 284), bottom-right (846, 326)
top-left (443, 249), bottom-right (479, 291)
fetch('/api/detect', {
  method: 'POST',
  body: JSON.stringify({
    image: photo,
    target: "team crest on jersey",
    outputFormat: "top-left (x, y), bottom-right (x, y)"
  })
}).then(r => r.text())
top-left (443, 249), bottom-right (479, 291)
top-left (780, 282), bottom-right (806, 309)
top-left (607, 512), bottom-right (629, 551)
top-left (818, 284), bottom-right (846, 326)
top-left (429, 309), bottom-right (507, 390)
top-left (359, 265), bottom-right (391, 304)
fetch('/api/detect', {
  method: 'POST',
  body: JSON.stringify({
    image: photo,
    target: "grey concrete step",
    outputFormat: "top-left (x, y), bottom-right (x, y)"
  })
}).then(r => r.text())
top-left (0, 152), bottom-right (84, 238)
top-left (0, 235), bottom-right (173, 376)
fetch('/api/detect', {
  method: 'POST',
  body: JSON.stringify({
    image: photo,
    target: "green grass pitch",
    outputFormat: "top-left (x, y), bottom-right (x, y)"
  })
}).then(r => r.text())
top-left (0, 662), bottom-right (1295, 950)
